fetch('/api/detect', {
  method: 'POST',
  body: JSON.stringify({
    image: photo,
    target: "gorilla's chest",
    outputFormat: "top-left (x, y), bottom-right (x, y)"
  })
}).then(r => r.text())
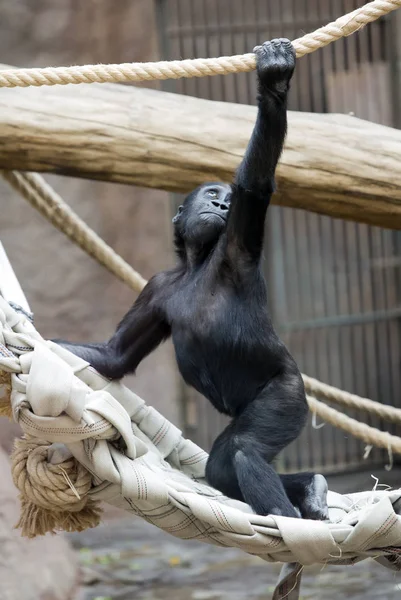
top-left (165, 275), bottom-right (270, 413)
top-left (166, 271), bottom-right (238, 335)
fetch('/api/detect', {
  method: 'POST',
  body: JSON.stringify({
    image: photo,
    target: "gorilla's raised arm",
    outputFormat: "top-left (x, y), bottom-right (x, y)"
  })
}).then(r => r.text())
top-left (226, 40), bottom-right (295, 261)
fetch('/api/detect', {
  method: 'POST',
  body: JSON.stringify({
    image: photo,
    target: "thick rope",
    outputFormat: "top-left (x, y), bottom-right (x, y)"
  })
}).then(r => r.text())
top-left (0, 0), bottom-right (399, 88)
top-left (303, 375), bottom-right (401, 425)
top-left (5, 392), bottom-right (401, 541)
top-left (307, 396), bottom-right (401, 454)
top-left (11, 437), bottom-right (101, 537)
top-left (1, 170), bottom-right (146, 293)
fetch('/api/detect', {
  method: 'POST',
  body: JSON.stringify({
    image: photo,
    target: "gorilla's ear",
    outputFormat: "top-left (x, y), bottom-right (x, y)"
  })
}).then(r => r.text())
top-left (172, 205), bottom-right (184, 224)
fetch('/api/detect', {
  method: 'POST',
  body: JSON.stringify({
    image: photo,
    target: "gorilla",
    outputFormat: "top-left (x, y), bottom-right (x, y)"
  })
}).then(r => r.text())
top-left (56, 39), bottom-right (328, 520)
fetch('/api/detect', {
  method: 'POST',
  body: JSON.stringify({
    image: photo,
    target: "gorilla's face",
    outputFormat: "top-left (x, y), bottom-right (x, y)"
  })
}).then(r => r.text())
top-left (173, 183), bottom-right (231, 247)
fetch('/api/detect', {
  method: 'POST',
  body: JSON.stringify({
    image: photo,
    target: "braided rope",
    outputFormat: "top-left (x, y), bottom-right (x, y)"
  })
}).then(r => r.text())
top-left (0, 0), bottom-right (399, 88)
top-left (11, 437), bottom-right (101, 537)
top-left (0, 298), bottom-right (400, 455)
top-left (2, 303), bottom-right (401, 579)
top-left (12, 438), bottom-right (92, 512)
top-left (1, 170), bottom-right (146, 293)
top-left (307, 396), bottom-right (401, 453)
top-left (303, 375), bottom-right (401, 424)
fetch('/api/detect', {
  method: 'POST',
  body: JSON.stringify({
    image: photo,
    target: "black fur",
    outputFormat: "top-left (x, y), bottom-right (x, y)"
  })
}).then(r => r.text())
top-left (55, 40), bottom-right (328, 520)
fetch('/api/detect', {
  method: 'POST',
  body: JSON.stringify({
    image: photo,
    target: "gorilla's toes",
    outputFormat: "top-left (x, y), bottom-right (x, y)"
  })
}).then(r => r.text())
top-left (300, 474), bottom-right (329, 521)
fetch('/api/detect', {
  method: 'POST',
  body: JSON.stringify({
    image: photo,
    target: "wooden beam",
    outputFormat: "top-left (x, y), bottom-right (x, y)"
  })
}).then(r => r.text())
top-left (0, 81), bottom-right (400, 229)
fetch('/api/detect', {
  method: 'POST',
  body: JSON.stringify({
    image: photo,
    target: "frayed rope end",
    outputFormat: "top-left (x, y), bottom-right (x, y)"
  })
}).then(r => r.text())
top-left (15, 497), bottom-right (102, 538)
top-left (11, 437), bottom-right (103, 538)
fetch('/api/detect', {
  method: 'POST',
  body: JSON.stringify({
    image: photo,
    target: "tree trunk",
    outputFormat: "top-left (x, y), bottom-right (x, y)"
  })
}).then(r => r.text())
top-left (0, 81), bottom-right (400, 228)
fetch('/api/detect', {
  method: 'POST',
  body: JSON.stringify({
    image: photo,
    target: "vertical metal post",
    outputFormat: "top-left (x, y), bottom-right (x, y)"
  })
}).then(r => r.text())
top-left (390, 10), bottom-right (401, 129)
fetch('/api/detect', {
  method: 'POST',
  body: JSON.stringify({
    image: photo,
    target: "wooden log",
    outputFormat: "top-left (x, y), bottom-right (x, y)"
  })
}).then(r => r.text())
top-left (0, 81), bottom-right (400, 229)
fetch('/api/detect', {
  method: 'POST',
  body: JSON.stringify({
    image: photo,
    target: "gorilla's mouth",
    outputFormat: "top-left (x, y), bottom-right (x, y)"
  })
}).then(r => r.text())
top-left (200, 212), bottom-right (227, 223)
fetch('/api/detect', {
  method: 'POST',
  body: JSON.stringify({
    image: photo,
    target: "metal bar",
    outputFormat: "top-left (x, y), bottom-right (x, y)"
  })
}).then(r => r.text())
top-left (390, 9), bottom-right (401, 128)
top-left (204, 0), bottom-right (224, 101)
top-left (155, 1), bottom-right (177, 93)
top-left (280, 305), bottom-right (401, 332)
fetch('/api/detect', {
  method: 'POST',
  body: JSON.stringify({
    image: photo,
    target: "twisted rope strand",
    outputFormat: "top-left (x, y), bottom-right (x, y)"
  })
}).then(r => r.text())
top-left (1, 170), bottom-right (146, 293)
top-left (0, 0), bottom-right (399, 88)
top-left (307, 396), bottom-right (401, 454)
top-left (11, 437), bottom-right (101, 537)
top-left (303, 375), bottom-right (401, 424)
top-left (12, 439), bottom-right (92, 511)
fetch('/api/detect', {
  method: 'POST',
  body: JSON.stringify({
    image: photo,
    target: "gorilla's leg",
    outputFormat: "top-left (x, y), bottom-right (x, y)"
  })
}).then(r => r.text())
top-left (205, 420), bottom-right (299, 518)
top-left (280, 473), bottom-right (329, 520)
top-left (205, 377), bottom-right (308, 518)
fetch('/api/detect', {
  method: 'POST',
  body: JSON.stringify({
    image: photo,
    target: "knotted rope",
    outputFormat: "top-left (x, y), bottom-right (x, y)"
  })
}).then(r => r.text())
top-left (11, 437), bottom-right (101, 538)
top-left (0, 299), bottom-right (100, 534)
top-left (0, 0), bottom-right (399, 88)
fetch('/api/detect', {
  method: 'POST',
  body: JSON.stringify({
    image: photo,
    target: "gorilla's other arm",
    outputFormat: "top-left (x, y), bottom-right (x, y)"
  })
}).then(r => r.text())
top-left (55, 275), bottom-right (170, 379)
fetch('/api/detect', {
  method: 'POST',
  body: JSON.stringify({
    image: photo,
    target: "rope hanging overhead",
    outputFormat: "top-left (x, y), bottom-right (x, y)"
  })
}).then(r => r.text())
top-left (0, 0), bottom-right (400, 88)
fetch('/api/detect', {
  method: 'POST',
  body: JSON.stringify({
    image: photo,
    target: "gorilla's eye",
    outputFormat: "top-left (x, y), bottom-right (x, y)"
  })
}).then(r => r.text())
top-left (206, 189), bottom-right (218, 199)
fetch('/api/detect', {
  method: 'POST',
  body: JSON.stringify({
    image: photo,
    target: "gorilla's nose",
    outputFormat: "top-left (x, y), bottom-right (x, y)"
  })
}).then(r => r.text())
top-left (211, 201), bottom-right (229, 211)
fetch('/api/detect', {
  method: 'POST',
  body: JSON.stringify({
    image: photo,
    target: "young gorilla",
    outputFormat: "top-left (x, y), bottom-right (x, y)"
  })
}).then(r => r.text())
top-left (56, 39), bottom-right (328, 520)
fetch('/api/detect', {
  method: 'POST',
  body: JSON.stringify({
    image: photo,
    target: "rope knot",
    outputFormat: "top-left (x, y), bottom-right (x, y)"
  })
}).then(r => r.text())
top-left (11, 437), bottom-right (102, 537)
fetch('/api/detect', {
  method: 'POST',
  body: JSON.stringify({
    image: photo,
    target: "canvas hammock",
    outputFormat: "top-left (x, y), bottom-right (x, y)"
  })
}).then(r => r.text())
top-left (1, 250), bottom-right (401, 600)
